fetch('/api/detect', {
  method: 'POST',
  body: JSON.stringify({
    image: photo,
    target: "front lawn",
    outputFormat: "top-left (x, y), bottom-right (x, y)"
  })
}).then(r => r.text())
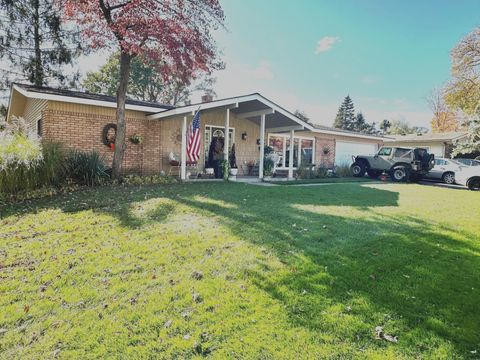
top-left (1, 183), bottom-right (479, 359)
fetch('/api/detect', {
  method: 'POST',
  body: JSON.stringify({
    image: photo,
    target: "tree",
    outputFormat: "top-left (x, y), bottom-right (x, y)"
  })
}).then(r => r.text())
top-left (387, 119), bottom-right (423, 135)
top-left (82, 53), bottom-right (219, 105)
top-left (379, 119), bottom-right (391, 134)
top-left (63, 0), bottom-right (225, 178)
top-left (294, 110), bottom-right (312, 124)
top-left (445, 27), bottom-right (480, 116)
top-left (333, 95), bottom-right (355, 130)
top-left (444, 26), bottom-right (480, 155)
top-left (0, 0), bottom-right (81, 90)
top-left (427, 87), bottom-right (460, 133)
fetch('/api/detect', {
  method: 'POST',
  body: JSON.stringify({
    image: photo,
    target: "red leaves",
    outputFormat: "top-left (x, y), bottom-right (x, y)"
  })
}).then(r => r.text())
top-left (62, 0), bottom-right (224, 80)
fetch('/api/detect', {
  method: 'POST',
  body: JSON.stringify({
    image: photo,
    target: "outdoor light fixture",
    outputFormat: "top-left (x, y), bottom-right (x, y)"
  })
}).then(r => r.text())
top-left (241, 131), bottom-right (247, 141)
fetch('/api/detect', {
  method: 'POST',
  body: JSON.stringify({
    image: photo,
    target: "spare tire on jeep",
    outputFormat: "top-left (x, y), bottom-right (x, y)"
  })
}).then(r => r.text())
top-left (351, 161), bottom-right (366, 177)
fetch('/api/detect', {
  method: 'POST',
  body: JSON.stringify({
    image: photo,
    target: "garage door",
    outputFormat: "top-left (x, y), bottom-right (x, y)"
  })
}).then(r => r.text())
top-left (335, 141), bottom-right (377, 166)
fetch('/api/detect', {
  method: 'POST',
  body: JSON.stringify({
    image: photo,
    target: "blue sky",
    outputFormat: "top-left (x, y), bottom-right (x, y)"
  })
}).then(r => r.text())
top-left (77, 0), bottom-right (480, 128)
top-left (209, 0), bottom-right (480, 128)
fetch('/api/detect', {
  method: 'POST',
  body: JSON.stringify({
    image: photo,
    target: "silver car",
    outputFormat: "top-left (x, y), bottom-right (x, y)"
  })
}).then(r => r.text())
top-left (425, 158), bottom-right (464, 184)
top-left (455, 166), bottom-right (480, 190)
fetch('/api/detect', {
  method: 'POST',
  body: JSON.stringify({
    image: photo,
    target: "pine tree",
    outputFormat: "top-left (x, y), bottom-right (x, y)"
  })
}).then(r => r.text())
top-left (333, 95), bottom-right (356, 130)
top-left (0, 0), bottom-right (81, 91)
top-left (333, 103), bottom-right (345, 128)
top-left (354, 112), bottom-right (366, 132)
top-left (343, 96), bottom-right (356, 130)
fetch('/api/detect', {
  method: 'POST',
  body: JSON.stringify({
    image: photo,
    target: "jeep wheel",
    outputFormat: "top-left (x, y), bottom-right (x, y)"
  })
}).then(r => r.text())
top-left (367, 170), bottom-right (381, 179)
top-left (467, 177), bottom-right (480, 191)
top-left (390, 166), bottom-right (409, 182)
top-left (442, 172), bottom-right (455, 185)
top-left (351, 162), bottom-right (366, 177)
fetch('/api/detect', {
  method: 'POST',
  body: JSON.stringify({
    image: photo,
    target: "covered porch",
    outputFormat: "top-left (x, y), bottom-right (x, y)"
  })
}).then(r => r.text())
top-left (147, 93), bottom-right (314, 181)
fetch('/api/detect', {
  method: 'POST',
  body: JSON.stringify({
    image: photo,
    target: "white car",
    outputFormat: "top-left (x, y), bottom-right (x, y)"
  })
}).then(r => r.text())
top-left (455, 166), bottom-right (480, 190)
top-left (425, 158), bottom-right (464, 184)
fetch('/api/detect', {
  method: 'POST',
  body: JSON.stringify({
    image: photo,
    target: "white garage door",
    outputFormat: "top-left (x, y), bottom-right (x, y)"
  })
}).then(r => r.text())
top-left (335, 141), bottom-right (377, 166)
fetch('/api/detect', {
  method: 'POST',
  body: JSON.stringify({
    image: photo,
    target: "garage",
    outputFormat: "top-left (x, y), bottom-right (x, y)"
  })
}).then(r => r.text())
top-left (335, 141), bottom-right (377, 165)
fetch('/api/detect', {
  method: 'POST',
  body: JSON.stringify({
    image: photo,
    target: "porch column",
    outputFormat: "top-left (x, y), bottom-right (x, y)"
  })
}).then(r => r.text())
top-left (259, 114), bottom-right (265, 179)
top-left (224, 108), bottom-right (230, 166)
top-left (181, 115), bottom-right (187, 181)
top-left (288, 129), bottom-right (294, 179)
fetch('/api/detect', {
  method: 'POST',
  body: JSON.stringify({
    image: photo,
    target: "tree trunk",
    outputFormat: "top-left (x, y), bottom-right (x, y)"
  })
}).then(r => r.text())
top-left (112, 51), bottom-right (132, 179)
top-left (32, 0), bottom-right (43, 86)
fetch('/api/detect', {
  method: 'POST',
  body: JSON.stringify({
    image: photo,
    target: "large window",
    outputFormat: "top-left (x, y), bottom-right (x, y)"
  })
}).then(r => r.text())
top-left (268, 134), bottom-right (315, 169)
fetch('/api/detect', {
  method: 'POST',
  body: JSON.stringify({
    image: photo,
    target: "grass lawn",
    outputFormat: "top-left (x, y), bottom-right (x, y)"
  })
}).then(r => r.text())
top-left (1, 182), bottom-right (479, 359)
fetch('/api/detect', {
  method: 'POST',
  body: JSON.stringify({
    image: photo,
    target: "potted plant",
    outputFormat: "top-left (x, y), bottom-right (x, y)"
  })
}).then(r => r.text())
top-left (129, 133), bottom-right (143, 145)
top-left (221, 159), bottom-right (229, 181)
top-left (263, 157), bottom-right (274, 181)
top-left (229, 143), bottom-right (238, 176)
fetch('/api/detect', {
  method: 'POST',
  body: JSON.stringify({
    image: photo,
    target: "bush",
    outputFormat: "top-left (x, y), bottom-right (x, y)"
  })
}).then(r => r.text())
top-left (65, 150), bottom-right (109, 186)
top-left (334, 164), bottom-right (353, 177)
top-left (37, 142), bottom-right (67, 187)
top-left (0, 117), bottom-right (43, 195)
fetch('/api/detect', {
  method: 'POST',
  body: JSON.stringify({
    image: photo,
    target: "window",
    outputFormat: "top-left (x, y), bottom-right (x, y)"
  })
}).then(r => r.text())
top-left (377, 147), bottom-right (392, 156)
top-left (435, 159), bottom-right (446, 166)
top-left (393, 148), bottom-right (411, 158)
top-left (36, 119), bottom-right (43, 137)
top-left (268, 134), bottom-right (315, 168)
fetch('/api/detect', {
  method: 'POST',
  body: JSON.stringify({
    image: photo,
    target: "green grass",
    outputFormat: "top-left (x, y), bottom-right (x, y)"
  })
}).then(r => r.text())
top-left (1, 183), bottom-right (479, 359)
top-left (273, 177), bottom-right (376, 185)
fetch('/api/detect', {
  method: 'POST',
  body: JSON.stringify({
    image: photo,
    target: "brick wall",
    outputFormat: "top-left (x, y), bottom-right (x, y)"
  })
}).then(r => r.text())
top-left (314, 136), bottom-right (335, 167)
top-left (42, 108), bottom-right (147, 174)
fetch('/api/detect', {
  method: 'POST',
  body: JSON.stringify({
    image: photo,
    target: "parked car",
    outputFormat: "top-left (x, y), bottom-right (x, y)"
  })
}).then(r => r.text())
top-left (424, 158), bottom-right (464, 184)
top-left (455, 166), bottom-right (480, 190)
top-left (351, 146), bottom-right (434, 182)
top-left (454, 158), bottom-right (480, 167)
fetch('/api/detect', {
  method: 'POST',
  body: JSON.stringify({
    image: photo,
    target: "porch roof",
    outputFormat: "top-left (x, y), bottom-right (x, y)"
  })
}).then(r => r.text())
top-left (147, 93), bottom-right (313, 132)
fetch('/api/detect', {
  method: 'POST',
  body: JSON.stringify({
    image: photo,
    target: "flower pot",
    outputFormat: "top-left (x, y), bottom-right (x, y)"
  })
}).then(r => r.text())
top-left (229, 168), bottom-right (238, 176)
top-left (205, 168), bottom-right (214, 175)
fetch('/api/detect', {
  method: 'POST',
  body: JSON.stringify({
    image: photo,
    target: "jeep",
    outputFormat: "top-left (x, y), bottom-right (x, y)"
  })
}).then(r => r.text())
top-left (351, 146), bottom-right (435, 182)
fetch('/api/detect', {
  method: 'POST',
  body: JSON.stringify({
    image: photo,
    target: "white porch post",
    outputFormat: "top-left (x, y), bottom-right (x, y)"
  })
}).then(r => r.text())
top-left (224, 108), bottom-right (230, 164)
top-left (288, 129), bottom-right (295, 179)
top-left (259, 114), bottom-right (265, 179)
top-left (181, 115), bottom-right (187, 181)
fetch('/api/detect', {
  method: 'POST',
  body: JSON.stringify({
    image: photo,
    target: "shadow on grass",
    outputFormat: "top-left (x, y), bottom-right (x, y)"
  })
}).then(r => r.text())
top-left (1, 182), bottom-right (479, 356)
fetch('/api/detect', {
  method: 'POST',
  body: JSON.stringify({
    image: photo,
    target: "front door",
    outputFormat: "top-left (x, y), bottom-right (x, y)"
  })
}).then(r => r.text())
top-left (204, 126), bottom-right (234, 167)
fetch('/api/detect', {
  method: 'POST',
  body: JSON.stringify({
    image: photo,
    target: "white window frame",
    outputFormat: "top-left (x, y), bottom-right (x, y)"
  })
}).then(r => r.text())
top-left (268, 133), bottom-right (315, 170)
top-left (204, 124), bottom-right (235, 163)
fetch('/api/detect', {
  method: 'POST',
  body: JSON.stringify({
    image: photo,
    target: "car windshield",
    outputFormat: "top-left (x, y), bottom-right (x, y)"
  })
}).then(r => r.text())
top-left (377, 147), bottom-right (392, 156)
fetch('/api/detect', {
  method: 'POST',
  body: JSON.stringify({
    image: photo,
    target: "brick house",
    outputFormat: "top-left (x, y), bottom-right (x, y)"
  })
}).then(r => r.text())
top-left (6, 84), bottom-right (384, 179)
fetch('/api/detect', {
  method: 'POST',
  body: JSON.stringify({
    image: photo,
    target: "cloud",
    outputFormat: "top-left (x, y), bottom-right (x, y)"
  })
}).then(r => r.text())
top-left (361, 75), bottom-right (378, 84)
top-left (315, 36), bottom-right (340, 54)
top-left (248, 61), bottom-right (274, 81)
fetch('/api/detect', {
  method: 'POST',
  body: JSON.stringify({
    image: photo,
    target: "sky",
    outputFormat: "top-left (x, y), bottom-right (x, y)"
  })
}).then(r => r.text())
top-left (78, 0), bottom-right (479, 129)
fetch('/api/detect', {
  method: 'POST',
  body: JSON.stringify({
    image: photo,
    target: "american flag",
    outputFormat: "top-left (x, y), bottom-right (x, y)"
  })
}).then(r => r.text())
top-left (187, 110), bottom-right (201, 163)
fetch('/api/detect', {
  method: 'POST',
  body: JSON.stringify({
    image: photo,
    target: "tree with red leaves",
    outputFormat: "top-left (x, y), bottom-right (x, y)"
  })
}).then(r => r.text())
top-left (63, 0), bottom-right (225, 178)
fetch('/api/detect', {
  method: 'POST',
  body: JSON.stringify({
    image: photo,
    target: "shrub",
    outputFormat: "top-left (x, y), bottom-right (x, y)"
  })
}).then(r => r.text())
top-left (335, 164), bottom-right (353, 177)
top-left (37, 142), bottom-right (67, 187)
top-left (263, 157), bottom-right (274, 176)
top-left (0, 117), bottom-right (43, 195)
top-left (65, 150), bottom-right (109, 186)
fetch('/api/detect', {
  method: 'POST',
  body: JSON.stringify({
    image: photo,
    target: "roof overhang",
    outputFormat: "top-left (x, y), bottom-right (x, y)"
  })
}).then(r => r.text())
top-left (147, 93), bottom-right (315, 131)
top-left (384, 133), bottom-right (468, 143)
top-left (10, 84), bottom-right (167, 113)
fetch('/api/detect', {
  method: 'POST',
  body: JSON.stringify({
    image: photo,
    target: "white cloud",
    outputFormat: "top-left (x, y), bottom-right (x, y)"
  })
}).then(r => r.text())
top-left (247, 61), bottom-right (274, 81)
top-left (361, 75), bottom-right (378, 84)
top-left (315, 36), bottom-right (340, 54)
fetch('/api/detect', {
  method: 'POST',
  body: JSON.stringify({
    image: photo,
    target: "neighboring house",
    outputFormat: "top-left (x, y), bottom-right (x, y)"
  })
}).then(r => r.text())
top-left (383, 131), bottom-right (468, 158)
top-left (6, 83), bottom-right (383, 179)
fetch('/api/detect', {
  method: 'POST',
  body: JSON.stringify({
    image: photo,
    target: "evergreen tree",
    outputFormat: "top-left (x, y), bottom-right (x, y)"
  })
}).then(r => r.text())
top-left (333, 95), bottom-right (356, 129)
top-left (0, 0), bottom-right (81, 91)
top-left (354, 112), bottom-right (367, 131)
top-left (333, 102), bottom-right (346, 128)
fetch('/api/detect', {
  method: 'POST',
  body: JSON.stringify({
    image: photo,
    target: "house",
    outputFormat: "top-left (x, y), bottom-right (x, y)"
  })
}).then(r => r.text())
top-left (6, 83), bottom-right (384, 179)
top-left (383, 131), bottom-right (468, 158)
